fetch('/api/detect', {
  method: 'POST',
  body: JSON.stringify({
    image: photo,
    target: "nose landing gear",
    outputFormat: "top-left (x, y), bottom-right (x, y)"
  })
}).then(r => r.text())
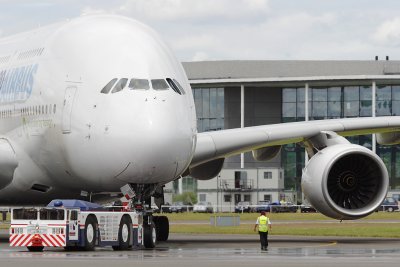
top-left (120, 183), bottom-right (170, 244)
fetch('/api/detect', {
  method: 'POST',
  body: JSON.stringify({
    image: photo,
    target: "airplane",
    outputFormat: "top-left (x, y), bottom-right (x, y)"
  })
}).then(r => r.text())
top-left (1, 14), bottom-right (400, 240)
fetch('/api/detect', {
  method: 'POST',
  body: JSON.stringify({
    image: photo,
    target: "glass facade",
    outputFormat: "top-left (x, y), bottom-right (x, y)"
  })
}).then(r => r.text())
top-left (282, 85), bottom-right (373, 122)
top-left (193, 88), bottom-right (225, 132)
top-left (282, 84), bottom-right (400, 191)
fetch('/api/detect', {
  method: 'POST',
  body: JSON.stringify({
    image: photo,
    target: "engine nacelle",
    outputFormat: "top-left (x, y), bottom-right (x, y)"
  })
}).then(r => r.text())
top-left (302, 144), bottom-right (388, 220)
top-left (377, 132), bottom-right (400, 145)
top-left (189, 158), bottom-right (225, 180)
top-left (252, 146), bottom-right (281, 161)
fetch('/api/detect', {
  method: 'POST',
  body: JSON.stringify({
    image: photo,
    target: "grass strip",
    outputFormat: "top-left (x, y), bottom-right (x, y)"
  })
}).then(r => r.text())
top-left (162, 211), bottom-right (400, 221)
top-left (170, 222), bottom-right (400, 238)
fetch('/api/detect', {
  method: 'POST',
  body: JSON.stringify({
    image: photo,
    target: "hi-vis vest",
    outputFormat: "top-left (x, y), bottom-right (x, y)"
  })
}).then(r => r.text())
top-left (258, 215), bottom-right (269, 232)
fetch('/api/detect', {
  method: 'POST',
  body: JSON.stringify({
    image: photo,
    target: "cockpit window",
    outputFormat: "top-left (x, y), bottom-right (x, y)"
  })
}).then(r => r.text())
top-left (173, 79), bottom-right (186, 95)
top-left (129, 79), bottom-right (150, 90)
top-left (111, 78), bottom-right (128, 94)
top-left (151, 79), bottom-right (169, 90)
top-left (101, 78), bottom-right (118, 94)
top-left (166, 78), bottom-right (182, 95)
top-left (166, 78), bottom-right (186, 95)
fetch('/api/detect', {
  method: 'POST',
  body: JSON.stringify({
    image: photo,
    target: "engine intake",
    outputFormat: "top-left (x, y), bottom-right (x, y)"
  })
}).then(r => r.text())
top-left (302, 144), bottom-right (388, 220)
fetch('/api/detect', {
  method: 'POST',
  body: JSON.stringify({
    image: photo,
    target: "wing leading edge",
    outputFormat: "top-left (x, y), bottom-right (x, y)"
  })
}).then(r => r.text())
top-left (190, 116), bottom-right (400, 167)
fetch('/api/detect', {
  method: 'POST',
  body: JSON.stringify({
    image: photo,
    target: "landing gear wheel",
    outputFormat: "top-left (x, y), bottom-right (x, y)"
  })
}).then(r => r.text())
top-left (84, 216), bottom-right (97, 251)
top-left (154, 216), bottom-right (169, 241)
top-left (27, 246), bottom-right (44, 252)
top-left (112, 216), bottom-right (132, 250)
top-left (143, 221), bottom-right (156, 248)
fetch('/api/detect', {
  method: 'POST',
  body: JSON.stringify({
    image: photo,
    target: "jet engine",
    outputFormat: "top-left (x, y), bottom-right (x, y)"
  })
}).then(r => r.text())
top-left (187, 158), bottom-right (225, 180)
top-left (302, 144), bottom-right (388, 220)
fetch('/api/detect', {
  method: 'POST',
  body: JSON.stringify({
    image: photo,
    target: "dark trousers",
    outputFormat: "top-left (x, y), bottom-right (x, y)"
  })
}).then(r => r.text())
top-left (258, 231), bottom-right (268, 249)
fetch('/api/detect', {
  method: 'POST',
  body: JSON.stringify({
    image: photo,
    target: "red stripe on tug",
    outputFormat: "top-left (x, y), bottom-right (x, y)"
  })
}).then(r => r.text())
top-left (10, 234), bottom-right (66, 247)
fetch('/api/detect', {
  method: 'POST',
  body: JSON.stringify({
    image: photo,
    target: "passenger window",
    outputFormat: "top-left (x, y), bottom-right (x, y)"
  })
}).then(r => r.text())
top-left (101, 78), bottom-right (118, 94)
top-left (173, 79), bottom-right (186, 95)
top-left (166, 78), bottom-right (182, 95)
top-left (111, 78), bottom-right (128, 94)
top-left (151, 79), bottom-right (169, 90)
top-left (129, 79), bottom-right (150, 90)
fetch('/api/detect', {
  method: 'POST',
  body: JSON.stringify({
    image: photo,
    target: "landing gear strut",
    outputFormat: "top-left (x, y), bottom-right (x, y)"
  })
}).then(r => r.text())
top-left (120, 183), bottom-right (170, 243)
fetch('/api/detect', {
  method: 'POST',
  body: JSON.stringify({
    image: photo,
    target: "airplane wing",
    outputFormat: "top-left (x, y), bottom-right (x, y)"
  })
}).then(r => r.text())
top-left (189, 116), bottom-right (400, 220)
top-left (190, 116), bottom-right (400, 167)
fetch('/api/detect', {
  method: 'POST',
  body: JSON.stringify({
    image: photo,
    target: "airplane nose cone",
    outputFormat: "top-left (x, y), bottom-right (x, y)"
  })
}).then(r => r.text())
top-left (121, 97), bottom-right (194, 183)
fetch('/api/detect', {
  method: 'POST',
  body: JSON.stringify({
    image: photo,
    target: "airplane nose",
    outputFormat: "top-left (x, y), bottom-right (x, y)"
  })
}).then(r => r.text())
top-left (119, 97), bottom-right (193, 183)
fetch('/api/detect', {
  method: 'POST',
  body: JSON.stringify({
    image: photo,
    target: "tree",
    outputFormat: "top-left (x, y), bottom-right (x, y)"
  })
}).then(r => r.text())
top-left (173, 192), bottom-right (197, 205)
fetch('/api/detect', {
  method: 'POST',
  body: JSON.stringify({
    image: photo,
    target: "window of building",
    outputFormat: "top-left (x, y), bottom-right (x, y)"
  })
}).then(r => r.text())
top-left (311, 87), bottom-right (329, 120)
top-left (283, 102), bottom-right (296, 118)
top-left (263, 195), bottom-right (271, 202)
top-left (392, 86), bottom-right (400, 116)
top-left (282, 88), bottom-right (298, 122)
top-left (235, 171), bottom-right (247, 188)
top-left (101, 78), bottom-right (118, 94)
top-left (282, 88), bottom-right (296, 102)
top-left (224, 195), bottom-right (231, 202)
top-left (151, 79), bottom-right (169, 90)
top-left (327, 87), bottom-right (342, 118)
top-left (376, 85), bottom-right (392, 116)
top-left (344, 86), bottom-right (360, 117)
top-left (264, 172), bottom-right (272, 179)
top-left (193, 88), bottom-right (224, 132)
top-left (111, 78), bottom-right (128, 94)
top-left (244, 195), bottom-right (251, 202)
top-left (129, 79), bottom-right (149, 90)
top-left (199, 194), bottom-right (206, 202)
top-left (360, 86), bottom-right (372, 117)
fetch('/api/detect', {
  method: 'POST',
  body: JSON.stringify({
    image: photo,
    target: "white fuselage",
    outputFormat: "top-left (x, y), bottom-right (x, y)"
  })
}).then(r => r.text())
top-left (0, 15), bottom-right (197, 204)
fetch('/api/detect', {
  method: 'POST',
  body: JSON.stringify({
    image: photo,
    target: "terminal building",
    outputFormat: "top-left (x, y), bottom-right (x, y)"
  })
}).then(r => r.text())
top-left (166, 60), bottom-right (400, 209)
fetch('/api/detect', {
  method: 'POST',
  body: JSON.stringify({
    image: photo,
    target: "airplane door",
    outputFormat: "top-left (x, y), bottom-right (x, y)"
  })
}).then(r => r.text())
top-left (62, 86), bottom-right (77, 134)
top-left (68, 210), bottom-right (79, 241)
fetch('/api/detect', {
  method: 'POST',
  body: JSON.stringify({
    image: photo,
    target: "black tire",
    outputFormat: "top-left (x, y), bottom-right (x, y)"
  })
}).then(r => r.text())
top-left (143, 221), bottom-right (156, 248)
top-left (112, 216), bottom-right (132, 251)
top-left (27, 246), bottom-right (44, 252)
top-left (154, 216), bottom-right (169, 241)
top-left (84, 216), bottom-right (97, 251)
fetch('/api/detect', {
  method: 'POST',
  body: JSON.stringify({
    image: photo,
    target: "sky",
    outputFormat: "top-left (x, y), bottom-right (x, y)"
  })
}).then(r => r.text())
top-left (1, 0), bottom-right (400, 62)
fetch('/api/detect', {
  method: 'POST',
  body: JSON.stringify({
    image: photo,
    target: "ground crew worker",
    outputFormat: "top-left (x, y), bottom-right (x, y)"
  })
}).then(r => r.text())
top-left (254, 211), bottom-right (272, 250)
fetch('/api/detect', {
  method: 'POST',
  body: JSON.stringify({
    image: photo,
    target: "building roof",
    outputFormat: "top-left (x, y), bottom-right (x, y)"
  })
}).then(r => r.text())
top-left (182, 60), bottom-right (400, 86)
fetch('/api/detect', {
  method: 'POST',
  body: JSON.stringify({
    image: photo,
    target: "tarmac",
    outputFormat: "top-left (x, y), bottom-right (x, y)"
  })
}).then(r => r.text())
top-left (1, 229), bottom-right (400, 267)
